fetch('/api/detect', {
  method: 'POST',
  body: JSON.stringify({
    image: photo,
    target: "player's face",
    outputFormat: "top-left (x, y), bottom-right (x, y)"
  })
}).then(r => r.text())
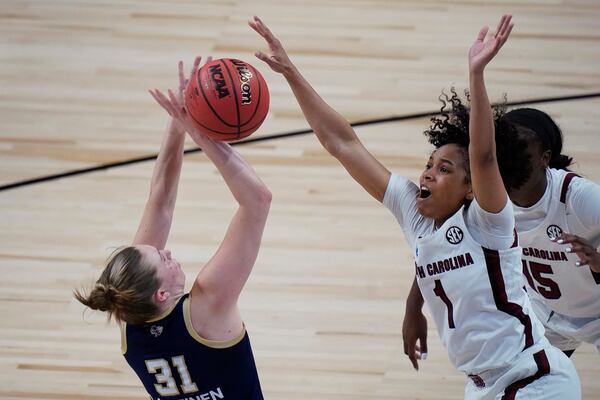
top-left (507, 129), bottom-right (550, 206)
top-left (417, 144), bottom-right (473, 226)
top-left (138, 245), bottom-right (185, 299)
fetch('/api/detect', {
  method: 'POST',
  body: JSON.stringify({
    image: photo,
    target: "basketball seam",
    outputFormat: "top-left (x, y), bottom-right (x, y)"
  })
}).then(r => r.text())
top-left (197, 60), bottom-right (238, 128)
top-left (221, 60), bottom-right (241, 139)
top-left (187, 111), bottom-right (268, 138)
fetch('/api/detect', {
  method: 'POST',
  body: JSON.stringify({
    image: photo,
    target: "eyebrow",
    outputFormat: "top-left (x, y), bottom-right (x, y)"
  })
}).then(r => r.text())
top-left (440, 158), bottom-right (454, 166)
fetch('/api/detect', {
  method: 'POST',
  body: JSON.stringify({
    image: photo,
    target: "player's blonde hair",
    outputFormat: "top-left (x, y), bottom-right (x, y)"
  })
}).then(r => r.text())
top-left (74, 246), bottom-right (161, 325)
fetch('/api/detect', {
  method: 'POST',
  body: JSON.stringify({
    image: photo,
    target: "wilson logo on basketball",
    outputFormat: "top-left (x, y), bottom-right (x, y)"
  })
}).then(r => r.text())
top-left (231, 59), bottom-right (253, 105)
top-left (208, 64), bottom-right (230, 99)
top-left (546, 224), bottom-right (563, 240)
top-left (446, 226), bottom-right (464, 244)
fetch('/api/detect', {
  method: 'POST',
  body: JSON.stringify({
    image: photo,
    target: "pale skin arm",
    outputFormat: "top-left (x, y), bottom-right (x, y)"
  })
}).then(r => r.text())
top-left (150, 58), bottom-right (271, 339)
top-left (132, 99), bottom-right (188, 247)
top-left (249, 16), bottom-right (391, 202)
top-left (468, 15), bottom-right (514, 213)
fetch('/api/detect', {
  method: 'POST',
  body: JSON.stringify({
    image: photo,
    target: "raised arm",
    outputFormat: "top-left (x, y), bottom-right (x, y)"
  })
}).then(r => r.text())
top-left (150, 59), bottom-right (271, 321)
top-left (249, 16), bottom-right (390, 202)
top-left (468, 15), bottom-right (514, 213)
top-left (132, 96), bottom-right (190, 247)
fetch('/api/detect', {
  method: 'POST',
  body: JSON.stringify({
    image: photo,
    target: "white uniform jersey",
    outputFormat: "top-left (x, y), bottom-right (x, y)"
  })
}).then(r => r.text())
top-left (519, 168), bottom-right (600, 319)
top-left (415, 206), bottom-right (545, 374)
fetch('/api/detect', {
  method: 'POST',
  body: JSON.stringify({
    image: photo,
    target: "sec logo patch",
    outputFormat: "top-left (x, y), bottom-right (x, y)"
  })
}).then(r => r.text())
top-left (446, 226), bottom-right (464, 244)
top-left (546, 224), bottom-right (563, 240)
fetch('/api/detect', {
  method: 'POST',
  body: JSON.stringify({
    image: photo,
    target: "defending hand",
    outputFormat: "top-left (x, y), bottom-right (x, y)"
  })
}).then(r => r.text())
top-left (468, 14), bottom-right (514, 74)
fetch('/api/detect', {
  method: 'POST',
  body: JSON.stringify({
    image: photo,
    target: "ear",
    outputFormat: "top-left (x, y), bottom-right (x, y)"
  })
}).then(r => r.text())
top-left (465, 185), bottom-right (474, 201)
top-left (541, 150), bottom-right (551, 168)
top-left (154, 288), bottom-right (170, 304)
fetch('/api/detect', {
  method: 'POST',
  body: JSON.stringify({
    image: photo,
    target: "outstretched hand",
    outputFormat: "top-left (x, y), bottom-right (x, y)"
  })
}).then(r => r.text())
top-left (555, 233), bottom-right (600, 273)
top-left (403, 309), bottom-right (428, 370)
top-left (149, 55), bottom-right (213, 137)
top-left (469, 14), bottom-right (514, 74)
top-left (248, 16), bottom-right (295, 75)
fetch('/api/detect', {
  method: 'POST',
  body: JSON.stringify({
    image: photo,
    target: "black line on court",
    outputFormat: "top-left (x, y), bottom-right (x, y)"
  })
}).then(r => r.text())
top-left (1, 91), bottom-right (599, 193)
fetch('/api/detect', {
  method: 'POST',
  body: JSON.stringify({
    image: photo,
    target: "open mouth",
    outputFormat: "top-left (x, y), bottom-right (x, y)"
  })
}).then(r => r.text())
top-left (419, 186), bottom-right (431, 199)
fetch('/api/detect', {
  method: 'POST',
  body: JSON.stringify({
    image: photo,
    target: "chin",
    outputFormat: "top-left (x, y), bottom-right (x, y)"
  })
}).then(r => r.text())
top-left (417, 203), bottom-right (433, 218)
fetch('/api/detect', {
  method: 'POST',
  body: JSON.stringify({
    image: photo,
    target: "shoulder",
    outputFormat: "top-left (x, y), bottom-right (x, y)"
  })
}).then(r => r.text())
top-left (564, 173), bottom-right (600, 230)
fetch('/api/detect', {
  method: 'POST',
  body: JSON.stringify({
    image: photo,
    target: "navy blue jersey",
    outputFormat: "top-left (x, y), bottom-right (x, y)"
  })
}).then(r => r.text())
top-left (122, 293), bottom-right (263, 400)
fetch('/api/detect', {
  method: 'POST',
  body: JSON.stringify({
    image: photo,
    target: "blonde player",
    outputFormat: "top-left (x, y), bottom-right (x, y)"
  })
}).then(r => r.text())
top-left (250, 14), bottom-right (580, 399)
top-left (75, 57), bottom-right (269, 399)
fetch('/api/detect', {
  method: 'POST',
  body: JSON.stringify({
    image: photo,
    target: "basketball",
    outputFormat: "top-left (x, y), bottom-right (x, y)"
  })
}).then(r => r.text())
top-left (184, 58), bottom-right (270, 141)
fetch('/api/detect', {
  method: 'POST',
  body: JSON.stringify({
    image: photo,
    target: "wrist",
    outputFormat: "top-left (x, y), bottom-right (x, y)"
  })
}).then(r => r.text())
top-left (168, 118), bottom-right (185, 135)
top-left (469, 68), bottom-right (485, 79)
top-left (282, 64), bottom-right (300, 81)
top-left (405, 300), bottom-right (424, 313)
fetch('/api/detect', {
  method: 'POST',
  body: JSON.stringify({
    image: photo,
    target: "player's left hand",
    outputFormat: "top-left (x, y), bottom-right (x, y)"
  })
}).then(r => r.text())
top-left (468, 14), bottom-right (514, 74)
top-left (554, 233), bottom-right (600, 273)
top-left (249, 16), bottom-right (295, 77)
top-left (149, 55), bottom-right (213, 138)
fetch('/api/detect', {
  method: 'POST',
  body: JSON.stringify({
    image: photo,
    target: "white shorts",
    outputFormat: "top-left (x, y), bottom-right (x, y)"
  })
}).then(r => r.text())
top-left (464, 340), bottom-right (580, 400)
top-left (530, 296), bottom-right (600, 352)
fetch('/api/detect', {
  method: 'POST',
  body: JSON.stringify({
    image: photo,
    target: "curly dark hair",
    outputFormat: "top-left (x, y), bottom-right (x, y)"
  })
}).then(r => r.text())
top-left (423, 88), bottom-right (532, 191)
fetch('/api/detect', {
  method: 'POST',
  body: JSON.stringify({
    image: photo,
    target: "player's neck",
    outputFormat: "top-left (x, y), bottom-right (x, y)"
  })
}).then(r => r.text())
top-left (510, 171), bottom-right (548, 208)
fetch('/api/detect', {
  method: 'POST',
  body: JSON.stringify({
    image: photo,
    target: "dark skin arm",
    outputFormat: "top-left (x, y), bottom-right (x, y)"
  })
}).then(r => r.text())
top-left (555, 233), bottom-right (600, 272)
top-left (402, 277), bottom-right (428, 370)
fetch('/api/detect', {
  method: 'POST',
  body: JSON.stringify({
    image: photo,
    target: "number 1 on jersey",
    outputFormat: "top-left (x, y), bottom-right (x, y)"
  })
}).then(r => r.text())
top-left (433, 279), bottom-right (455, 329)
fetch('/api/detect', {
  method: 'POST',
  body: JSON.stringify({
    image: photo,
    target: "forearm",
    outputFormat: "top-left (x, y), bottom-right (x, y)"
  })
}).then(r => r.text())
top-left (187, 131), bottom-right (271, 208)
top-left (133, 119), bottom-right (186, 247)
top-left (406, 277), bottom-right (424, 312)
top-left (468, 71), bottom-right (496, 164)
top-left (148, 119), bottom-right (186, 209)
top-left (283, 66), bottom-right (359, 156)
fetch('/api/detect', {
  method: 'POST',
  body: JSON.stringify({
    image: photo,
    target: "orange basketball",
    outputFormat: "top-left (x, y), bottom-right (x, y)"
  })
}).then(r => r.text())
top-left (184, 58), bottom-right (269, 141)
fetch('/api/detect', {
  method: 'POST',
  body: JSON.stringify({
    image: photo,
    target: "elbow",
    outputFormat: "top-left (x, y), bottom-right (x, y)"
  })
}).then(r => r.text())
top-left (253, 185), bottom-right (272, 209)
top-left (322, 134), bottom-right (354, 159)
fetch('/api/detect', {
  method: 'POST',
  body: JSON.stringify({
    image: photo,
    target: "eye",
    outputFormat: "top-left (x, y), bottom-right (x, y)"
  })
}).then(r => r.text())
top-left (440, 166), bottom-right (449, 173)
top-left (425, 163), bottom-right (432, 170)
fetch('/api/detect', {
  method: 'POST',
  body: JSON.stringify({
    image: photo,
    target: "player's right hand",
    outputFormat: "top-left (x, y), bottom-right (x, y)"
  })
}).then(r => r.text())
top-left (249, 16), bottom-right (295, 76)
top-left (402, 309), bottom-right (428, 370)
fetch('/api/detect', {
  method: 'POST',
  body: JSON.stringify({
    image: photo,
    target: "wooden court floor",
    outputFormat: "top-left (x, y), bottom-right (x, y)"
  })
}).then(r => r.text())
top-left (1, 1), bottom-right (599, 399)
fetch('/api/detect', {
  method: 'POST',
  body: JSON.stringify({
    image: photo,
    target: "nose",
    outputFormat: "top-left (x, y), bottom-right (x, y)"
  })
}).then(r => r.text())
top-left (422, 169), bottom-right (433, 181)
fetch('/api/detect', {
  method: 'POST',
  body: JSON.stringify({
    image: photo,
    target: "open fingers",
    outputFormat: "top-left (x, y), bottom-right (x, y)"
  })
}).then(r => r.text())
top-left (149, 89), bottom-right (177, 117)
top-left (178, 61), bottom-right (186, 91)
top-left (556, 233), bottom-right (588, 245)
top-left (476, 26), bottom-right (489, 42)
top-left (404, 339), bottom-right (419, 370)
top-left (494, 14), bottom-right (508, 38)
top-left (167, 89), bottom-right (184, 114)
top-left (497, 15), bottom-right (513, 43)
top-left (190, 55), bottom-right (207, 81)
top-left (250, 15), bottom-right (279, 46)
